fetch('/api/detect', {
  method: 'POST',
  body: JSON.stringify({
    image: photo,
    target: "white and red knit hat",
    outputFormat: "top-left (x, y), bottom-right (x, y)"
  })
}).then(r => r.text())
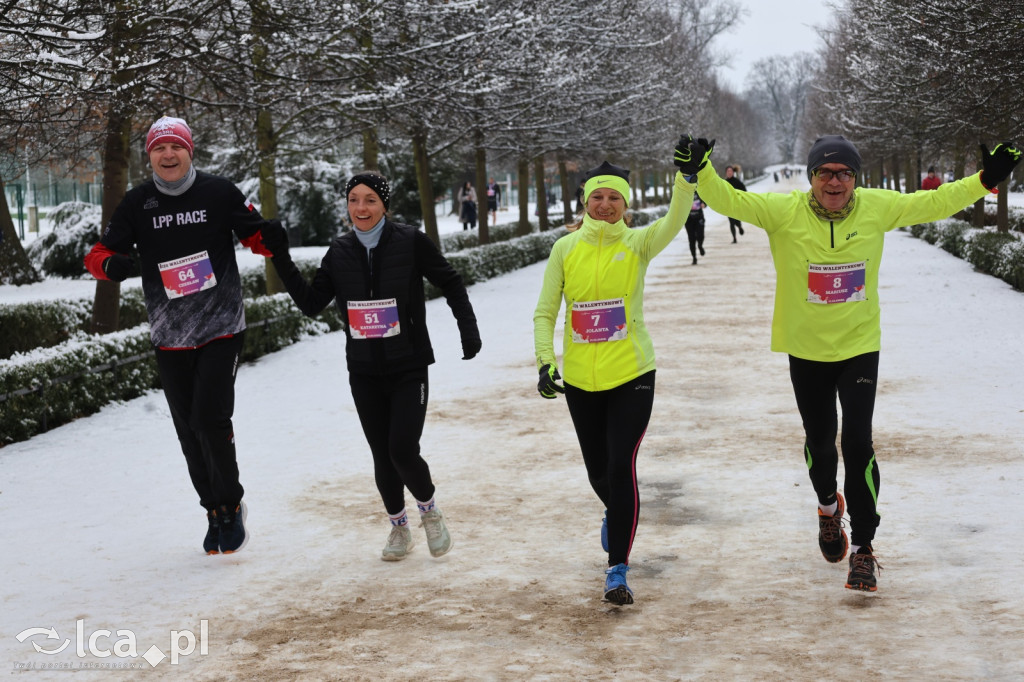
top-left (145, 117), bottom-right (194, 157)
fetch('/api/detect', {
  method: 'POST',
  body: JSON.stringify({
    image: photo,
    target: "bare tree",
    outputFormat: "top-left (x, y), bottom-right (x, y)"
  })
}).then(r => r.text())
top-left (0, 0), bottom-right (243, 331)
top-left (747, 54), bottom-right (817, 164)
top-left (808, 0), bottom-right (1023, 227)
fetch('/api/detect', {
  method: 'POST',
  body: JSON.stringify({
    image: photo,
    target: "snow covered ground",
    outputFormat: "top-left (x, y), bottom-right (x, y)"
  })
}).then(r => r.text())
top-left (2, 172), bottom-right (1023, 680)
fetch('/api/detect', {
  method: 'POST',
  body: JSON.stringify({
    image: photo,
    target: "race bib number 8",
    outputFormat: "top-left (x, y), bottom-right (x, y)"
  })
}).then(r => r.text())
top-left (571, 298), bottom-right (628, 343)
top-left (347, 298), bottom-right (401, 339)
top-left (807, 262), bottom-right (867, 304)
top-left (159, 251), bottom-right (217, 299)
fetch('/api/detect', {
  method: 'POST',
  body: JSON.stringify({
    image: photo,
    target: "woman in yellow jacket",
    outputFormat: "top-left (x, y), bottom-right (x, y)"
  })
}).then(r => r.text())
top-left (533, 149), bottom-right (693, 605)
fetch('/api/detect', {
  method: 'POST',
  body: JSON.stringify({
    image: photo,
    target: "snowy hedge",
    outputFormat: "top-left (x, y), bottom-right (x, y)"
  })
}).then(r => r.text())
top-left (907, 217), bottom-right (1024, 291)
top-left (0, 288), bottom-right (149, 360)
top-left (2, 205), bottom-right (670, 445)
top-left (0, 294), bottom-right (343, 445)
top-left (0, 327), bottom-right (158, 445)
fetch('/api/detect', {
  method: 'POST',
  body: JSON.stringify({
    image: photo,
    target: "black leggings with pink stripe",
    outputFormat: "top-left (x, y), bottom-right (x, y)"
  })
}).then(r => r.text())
top-left (564, 370), bottom-right (655, 567)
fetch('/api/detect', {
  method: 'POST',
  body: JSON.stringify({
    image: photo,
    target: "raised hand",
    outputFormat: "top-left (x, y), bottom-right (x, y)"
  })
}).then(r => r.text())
top-left (673, 135), bottom-right (716, 176)
top-left (980, 142), bottom-right (1022, 190)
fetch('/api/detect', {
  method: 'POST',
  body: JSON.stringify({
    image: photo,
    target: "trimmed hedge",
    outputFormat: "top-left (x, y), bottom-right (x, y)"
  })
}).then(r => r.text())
top-left (0, 294), bottom-right (344, 445)
top-left (0, 288), bottom-right (149, 360)
top-left (907, 217), bottom-right (1024, 291)
top-left (0, 327), bottom-right (159, 445)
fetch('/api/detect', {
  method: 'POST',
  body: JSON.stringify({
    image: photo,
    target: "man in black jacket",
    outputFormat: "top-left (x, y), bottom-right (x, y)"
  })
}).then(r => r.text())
top-left (85, 116), bottom-right (282, 556)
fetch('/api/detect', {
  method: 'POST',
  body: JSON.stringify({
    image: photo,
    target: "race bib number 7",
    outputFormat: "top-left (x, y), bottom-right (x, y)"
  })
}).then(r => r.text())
top-left (159, 251), bottom-right (217, 299)
top-left (571, 298), bottom-right (628, 343)
top-left (807, 262), bottom-right (867, 304)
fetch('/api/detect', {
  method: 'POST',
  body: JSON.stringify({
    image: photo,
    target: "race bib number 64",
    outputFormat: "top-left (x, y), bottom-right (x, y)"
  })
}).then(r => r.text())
top-left (159, 251), bottom-right (217, 299)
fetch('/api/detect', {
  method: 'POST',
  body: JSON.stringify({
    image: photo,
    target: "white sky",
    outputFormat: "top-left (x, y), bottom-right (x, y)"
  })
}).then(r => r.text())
top-left (714, 1), bottom-right (838, 91)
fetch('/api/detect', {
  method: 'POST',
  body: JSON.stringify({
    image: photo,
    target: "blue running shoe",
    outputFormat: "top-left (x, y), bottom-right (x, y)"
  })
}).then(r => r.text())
top-left (601, 511), bottom-right (608, 552)
top-left (604, 563), bottom-right (634, 605)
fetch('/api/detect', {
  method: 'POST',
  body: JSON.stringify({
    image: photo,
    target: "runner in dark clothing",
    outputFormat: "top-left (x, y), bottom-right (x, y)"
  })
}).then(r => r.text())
top-left (84, 116), bottom-right (282, 555)
top-left (685, 192), bottom-right (706, 264)
top-left (724, 165), bottom-right (747, 243)
top-left (262, 171), bottom-right (481, 562)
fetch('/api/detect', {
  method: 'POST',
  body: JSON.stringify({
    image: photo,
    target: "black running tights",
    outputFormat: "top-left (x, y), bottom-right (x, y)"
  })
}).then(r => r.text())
top-left (564, 371), bottom-right (655, 567)
top-left (349, 368), bottom-right (434, 515)
top-left (789, 352), bottom-right (881, 547)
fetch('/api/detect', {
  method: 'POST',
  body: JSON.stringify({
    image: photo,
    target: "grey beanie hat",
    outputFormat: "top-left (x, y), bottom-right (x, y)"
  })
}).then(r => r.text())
top-left (806, 135), bottom-right (862, 180)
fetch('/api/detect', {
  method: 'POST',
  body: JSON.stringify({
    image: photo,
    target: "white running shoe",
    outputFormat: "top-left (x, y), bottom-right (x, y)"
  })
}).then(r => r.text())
top-left (382, 525), bottom-right (414, 561)
top-left (421, 509), bottom-right (453, 557)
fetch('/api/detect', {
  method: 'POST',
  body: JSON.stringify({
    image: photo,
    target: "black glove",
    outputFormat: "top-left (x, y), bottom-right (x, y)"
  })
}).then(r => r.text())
top-left (673, 135), bottom-right (716, 176)
top-left (538, 364), bottom-right (565, 399)
top-left (102, 253), bottom-right (134, 282)
top-left (260, 219), bottom-right (290, 258)
top-left (980, 142), bottom-right (1022, 190)
top-left (461, 335), bottom-right (481, 360)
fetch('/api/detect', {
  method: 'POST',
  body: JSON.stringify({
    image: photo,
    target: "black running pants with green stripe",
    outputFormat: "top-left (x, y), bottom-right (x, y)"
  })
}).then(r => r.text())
top-left (789, 352), bottom-right (881, 548)
top-left (564, 371), bottom-right (655, 567)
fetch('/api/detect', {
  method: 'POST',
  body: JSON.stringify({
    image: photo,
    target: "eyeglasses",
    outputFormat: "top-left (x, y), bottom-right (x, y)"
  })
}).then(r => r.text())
top-left (812, 168), bottom-right (856, 182)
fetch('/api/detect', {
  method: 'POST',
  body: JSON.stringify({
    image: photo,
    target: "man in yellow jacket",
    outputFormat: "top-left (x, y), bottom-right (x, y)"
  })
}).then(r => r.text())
top-left (534, 151), bottom-right (693, 605)
top-left (674, 133), bottom-right (1021, 592)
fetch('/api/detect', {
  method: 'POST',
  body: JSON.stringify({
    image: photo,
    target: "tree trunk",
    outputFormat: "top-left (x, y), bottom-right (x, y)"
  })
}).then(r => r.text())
top-left (412, 129), bottom-right (439, 247)
top-left (256, 107), bottom-right (284, 293)
top-left (362, 126), bottom-right (379, 171)
top-left (903, 154), bottom-right (914, 194)
top-left (516, 156), bottom-right (530, 236)
top-left (533, 155), bottom-right (549, 232)
top-left (90, 107), bottom-right (132, 335)
top-left (627, 160), bottom-right (635, 208)
top-left (996, 181), bottom-right (1008, 233)
top-left (89, 1), bottom-right (141, 335)
top-left (250, 0), bottom-right (283, 294)
top-left (972, 146), bottom-right (986, 228)
top-left (953, 135), bottom-right (967, 180)
top-left (474, 130), bottom-right (489, 245)
top-left (557, 154), bottom-right (572, 224)
top-left (0, 177), bottom-right (41, 285)
top-left (914, 148), bottom-right (922, 193)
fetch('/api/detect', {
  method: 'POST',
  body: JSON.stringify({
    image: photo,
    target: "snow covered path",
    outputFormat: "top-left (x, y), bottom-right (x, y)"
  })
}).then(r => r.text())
top-left (2, 175), bottom-right (1023, 680)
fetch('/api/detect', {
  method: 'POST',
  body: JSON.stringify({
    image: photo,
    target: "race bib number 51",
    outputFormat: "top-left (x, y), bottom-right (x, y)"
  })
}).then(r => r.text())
top-left (159, 251), bottom-right (217, 299)
top-left (807, 262), bottom-right (867, 304)
top-left (571, 298), bottom-right (628, 343)
top-left (347, 298), bottom-right (401, 339)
